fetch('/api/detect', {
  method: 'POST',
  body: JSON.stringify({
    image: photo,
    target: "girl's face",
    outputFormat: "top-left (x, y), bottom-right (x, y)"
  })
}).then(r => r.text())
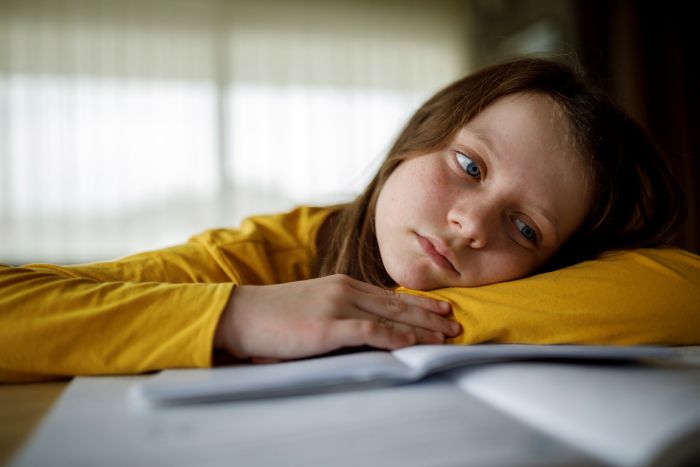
top-left (375, 92), bottom-right (591, 290)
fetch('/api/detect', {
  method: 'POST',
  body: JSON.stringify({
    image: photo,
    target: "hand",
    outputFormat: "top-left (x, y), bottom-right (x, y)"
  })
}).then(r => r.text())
top-left (213, 274), bottom-right (461, 362)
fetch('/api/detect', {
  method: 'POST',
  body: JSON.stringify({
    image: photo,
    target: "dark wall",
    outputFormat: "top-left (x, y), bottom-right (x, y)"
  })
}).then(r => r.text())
top-left (466, 0), bottom-right (699, 254)
top-left (574, 0), bottom-right (699, 253)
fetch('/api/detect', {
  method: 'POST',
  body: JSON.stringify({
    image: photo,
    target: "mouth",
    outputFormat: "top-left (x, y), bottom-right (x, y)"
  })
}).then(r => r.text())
top-left (415, 233), bottom-right (458, 274)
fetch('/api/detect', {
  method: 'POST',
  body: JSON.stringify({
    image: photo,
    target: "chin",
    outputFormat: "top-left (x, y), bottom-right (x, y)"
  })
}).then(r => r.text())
top-left (389, 266), bottom-right (440, 291)
top-left (396, 279), bottom-right (434, 291)
top-left (393, 266), bottom-right (488, 290)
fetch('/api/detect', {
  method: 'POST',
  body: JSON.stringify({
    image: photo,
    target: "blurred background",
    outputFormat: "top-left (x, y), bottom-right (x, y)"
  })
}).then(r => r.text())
top-left (1, 0), bottom-right (697, 264)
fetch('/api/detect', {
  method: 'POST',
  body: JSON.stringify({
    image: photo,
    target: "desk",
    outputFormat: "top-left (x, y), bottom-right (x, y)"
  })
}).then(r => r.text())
top-left (6, 370), bottom-right (606, 467)
top-left (0, 381), bottom-right (68, 466)
top-left (6, 357), bottom-right (700, 467)
top-left (9, 363), bottom-right (700, 467)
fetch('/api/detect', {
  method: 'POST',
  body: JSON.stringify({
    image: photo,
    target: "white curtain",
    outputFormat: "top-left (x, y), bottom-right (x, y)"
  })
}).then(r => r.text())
top-left (0, 0), bottom-right (471, 263)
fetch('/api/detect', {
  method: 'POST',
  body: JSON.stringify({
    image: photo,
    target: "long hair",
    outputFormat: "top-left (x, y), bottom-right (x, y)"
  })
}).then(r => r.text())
top-left (314, 56), bottom-right (687, 286)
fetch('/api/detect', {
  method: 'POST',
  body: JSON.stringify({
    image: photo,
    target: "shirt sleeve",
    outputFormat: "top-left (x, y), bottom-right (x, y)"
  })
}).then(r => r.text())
top-left (0, 240), bottom-right (235, 383)
top-left (398, 248), bottom-right (700, 346)
top-left (0, 206), bottom-right (333, 383)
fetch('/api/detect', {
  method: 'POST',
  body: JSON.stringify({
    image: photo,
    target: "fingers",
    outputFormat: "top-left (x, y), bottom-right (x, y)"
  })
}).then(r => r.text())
top-left (395, 291), bottom-right (453, 316)
top-left (351, 289), bottom-right (461, 338)
top-left (346, 278), bottom-right (451, 315)
top-left (371, 316), bottom-right (447, 345)
top-left (225, 276), bottom-right (460, 364)
top-left (328, 318), bottom-right (446, 351)
top-left (332, 274), bottom-right (458, 336)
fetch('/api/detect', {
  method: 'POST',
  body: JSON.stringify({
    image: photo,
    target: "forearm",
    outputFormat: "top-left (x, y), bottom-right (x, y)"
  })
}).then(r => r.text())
top-left (0, 266), bottom-right (233, 382)
top-left (401, 248), bottom-right (700, 346)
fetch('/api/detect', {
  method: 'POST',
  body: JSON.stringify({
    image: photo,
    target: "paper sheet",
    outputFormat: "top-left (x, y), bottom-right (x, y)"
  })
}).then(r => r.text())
top-left (12, 372), bottom-right (600, 467)
top-left (455, 363), bottom-right (700, 467)
top-left (136, 344), bottom-right (675, 405)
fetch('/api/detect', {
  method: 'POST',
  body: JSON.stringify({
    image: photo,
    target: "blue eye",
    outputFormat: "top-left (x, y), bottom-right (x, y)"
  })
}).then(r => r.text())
top-left (456, 152), bottom-right (481, 179)
top-left (514, 218), bottom-right (537, 242)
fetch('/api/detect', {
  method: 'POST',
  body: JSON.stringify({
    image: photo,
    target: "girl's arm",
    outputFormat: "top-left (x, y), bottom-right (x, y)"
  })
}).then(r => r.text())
top-left (214, 275), bottom-right (460, 362)
top-left (0, 207), bottom-right (459, 382)
top-left (0, 262), bottom-right (457, 382)
top-left (402, 248), bottom-right (700, 346)
top-left (0, 241), bottom-right (236, 383)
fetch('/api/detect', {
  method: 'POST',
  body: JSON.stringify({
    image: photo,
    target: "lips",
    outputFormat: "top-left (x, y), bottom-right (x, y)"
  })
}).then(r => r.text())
top-left (416, 234), bottom-right (458, 273)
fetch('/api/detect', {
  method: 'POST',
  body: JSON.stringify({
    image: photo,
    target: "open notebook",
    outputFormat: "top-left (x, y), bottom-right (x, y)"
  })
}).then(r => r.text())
top-left (133, 344), bottom-right (674, 405)
top-left (13, 345), bottom-right (700, 467)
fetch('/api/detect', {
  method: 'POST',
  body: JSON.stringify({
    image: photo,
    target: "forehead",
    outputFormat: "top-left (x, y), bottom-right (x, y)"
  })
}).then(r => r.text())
top-left (460, 92), bottom-right (577, 160)
top-left (468, 92), bottom-right (570, 145)
top-left (457, 92), bottom-right (576, 160)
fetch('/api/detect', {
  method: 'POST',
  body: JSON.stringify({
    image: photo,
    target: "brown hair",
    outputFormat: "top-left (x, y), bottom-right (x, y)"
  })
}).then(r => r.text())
top-left (314, 56), bottom-right (687, 286)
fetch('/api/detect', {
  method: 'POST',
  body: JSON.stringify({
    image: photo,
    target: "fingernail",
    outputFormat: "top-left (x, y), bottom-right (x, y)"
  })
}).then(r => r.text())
top-left (440, 301), bottom-right (451, 310)
top-left (450, 322), bottom-right (461, 334)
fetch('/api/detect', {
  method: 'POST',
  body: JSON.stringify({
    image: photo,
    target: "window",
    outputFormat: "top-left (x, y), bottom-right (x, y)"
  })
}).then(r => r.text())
top-left (0, 0), bottom-right (470, 263)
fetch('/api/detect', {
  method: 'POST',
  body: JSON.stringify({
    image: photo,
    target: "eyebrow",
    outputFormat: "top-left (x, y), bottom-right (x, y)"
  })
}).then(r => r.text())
top-left (469, 130), bottom-right (499, 162)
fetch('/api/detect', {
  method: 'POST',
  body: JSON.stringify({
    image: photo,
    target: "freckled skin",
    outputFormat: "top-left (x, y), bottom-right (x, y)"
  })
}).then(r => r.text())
top-left (375, 92), bottom-right (591, 290)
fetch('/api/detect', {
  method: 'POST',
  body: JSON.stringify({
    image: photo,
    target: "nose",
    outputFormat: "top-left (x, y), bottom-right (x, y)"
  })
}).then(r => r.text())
top-left (447, 200), bottom-right (495, 249)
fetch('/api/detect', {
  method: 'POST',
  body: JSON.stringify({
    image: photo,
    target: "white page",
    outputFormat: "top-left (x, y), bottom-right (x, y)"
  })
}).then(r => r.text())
top-left (12, 373), bottom-right (603, 467)
top-left (392, 344), bottom-right (675, 376)
top-left (137, 344), bottom-right (674, 405)
top-left (136, 350), bottom-right (414, 405)
top-left (454, 363), bottom-right (700, 467)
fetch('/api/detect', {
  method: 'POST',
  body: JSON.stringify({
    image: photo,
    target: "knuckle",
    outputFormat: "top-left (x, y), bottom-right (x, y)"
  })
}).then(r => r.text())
top-left (326, 280), bottom-right (351, 298)
top-left (360, 319), bottom-right (379, 337)
top-left (386, 294), bottom-right (408, 315)
top-left (331, 273), bottom-right (352, 284)
top-left (377, 316), bottom-right (394, 330)
top-left (323, 288), bottom-right (346, 310)
top-left (360, 317), bottom-right (397, 339)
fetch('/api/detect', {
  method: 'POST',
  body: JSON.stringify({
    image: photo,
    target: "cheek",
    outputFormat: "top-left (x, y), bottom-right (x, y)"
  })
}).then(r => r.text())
top-left (377, 155), bottom-right (455, 241)
top-left (462, 250), bottom-right (539, 286)
top-left (380, 169), bottom-right (435, 221)
top-left (409, 166), bottom-right (455, 216)
top-left (492, 251), bottom-right (539, 282)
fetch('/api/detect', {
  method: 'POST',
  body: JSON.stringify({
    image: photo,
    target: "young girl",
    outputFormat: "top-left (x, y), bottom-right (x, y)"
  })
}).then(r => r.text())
top-left (2, 57), bottom-right (699, 383)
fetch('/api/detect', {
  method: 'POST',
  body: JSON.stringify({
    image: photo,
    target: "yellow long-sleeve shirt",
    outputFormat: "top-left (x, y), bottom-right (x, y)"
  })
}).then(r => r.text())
top-left (2, 206), bottom-right (700, 383)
